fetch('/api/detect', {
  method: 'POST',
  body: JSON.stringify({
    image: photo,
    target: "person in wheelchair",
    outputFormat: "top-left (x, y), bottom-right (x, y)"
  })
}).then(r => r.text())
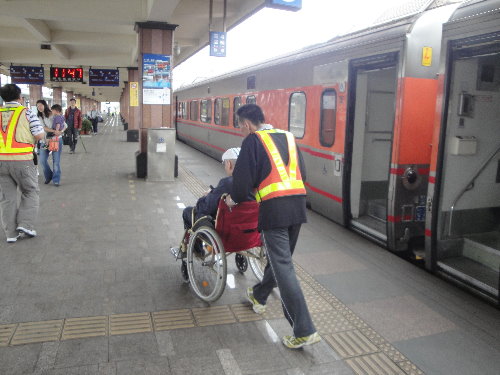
top-left (182, 147), bottom-right (242, 230)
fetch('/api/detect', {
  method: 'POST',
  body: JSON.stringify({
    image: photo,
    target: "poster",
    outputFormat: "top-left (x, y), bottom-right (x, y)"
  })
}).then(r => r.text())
top-left (130, 82), bottom-right (139, 107)
top-left (142, 53), bottom-right (171, 89)
top-left (143, 88), bottom-right (170, 105)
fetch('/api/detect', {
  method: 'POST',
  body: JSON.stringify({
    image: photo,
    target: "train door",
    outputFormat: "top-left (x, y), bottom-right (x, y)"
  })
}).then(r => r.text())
top-left (432, 43), bottom-right (500, 301)
top-left (345, 56), bottom-right (398, 245)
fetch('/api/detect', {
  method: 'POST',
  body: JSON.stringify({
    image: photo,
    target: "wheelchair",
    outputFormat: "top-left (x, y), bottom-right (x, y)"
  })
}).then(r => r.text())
top-left (171, 196), bottom-right (267, 302)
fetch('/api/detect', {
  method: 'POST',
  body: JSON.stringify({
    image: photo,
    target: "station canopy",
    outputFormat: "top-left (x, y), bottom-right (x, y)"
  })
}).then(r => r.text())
top-left (0, 0), bottom-right (268, 102)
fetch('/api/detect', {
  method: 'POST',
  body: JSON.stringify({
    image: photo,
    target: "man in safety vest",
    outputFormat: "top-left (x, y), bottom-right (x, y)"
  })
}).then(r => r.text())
top-left (0, 84), bottom-right (45, 243)
top-left (226, 104), bottom-right (320, 349)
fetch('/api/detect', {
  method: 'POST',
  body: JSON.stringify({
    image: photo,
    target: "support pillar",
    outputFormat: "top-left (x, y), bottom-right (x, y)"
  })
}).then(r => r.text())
top-left (53, 87), bottom-right (62, 105)
top-left (135, 22), bottom-right (177, 152)
top-left (66, 91), bottom-right (74, 102)
top-left (29, 85), bottom-right (42, 109)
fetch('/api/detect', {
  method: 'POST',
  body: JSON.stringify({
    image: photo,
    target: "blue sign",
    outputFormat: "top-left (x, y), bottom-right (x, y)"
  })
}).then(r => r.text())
top-left (10, 66), bottom-right (44, 85)
top-left (210, 31), bottom-right (227, 57)
top-left (89, 69), bottom-right (119, 86)
top-left (266, 0), bottom-right (302, 11)
top-left (142, 53), bottom-right (171, 88)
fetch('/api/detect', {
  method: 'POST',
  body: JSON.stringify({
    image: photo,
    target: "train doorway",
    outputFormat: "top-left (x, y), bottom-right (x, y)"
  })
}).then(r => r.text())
top-left (345, 62), bottom-right (398, 245)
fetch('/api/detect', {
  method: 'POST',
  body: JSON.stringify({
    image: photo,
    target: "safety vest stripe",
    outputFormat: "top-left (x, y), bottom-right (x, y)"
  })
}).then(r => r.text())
top-left (0, 107), bottom-right (34, 154)
top-left (256, 180), bottom-right (305, 202)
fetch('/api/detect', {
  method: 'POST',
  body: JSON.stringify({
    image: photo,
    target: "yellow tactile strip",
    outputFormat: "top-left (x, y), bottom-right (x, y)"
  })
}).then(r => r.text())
top-left (11, 320), bottom-right (63, 346)
top-left (153, 309), bottom-right (195, 331)
top-left (61, 316), bottom-right (108, 340)
top-left (109, 312), bottom-right (152, 335)
top-left (346, 353), bottom-right (406, 375)
top-left (0, 324), bottom-right (16, 347)
top-left (192, 305), bottom-right (237, 326)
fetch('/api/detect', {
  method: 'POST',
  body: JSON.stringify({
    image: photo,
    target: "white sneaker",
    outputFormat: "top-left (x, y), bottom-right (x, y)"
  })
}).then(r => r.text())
top-left (7, 235), bottom-right (19, 243)
top-left (16, 226), bottom-right (37, 237)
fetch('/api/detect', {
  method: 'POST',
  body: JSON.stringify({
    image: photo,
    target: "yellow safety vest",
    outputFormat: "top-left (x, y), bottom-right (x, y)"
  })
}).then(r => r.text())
top-left (0, 106), bottom-right (35, 160)
top-left (255, 129), bottom-right (306, 202)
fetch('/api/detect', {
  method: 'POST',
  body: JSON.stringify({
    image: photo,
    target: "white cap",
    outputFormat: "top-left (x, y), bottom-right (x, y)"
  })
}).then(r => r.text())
top-left (221, 147), bottom-right (241, 162)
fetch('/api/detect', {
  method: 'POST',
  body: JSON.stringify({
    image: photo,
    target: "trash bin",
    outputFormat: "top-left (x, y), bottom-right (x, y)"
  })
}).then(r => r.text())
top-left (147, 128), bottom-right (175, 181)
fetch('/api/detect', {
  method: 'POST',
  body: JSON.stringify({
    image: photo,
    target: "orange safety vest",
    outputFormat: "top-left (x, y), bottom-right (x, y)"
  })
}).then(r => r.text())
top-left (0, 106), bottom-right (34, 159)
top-left (255, 129), bottom-right (306, 202)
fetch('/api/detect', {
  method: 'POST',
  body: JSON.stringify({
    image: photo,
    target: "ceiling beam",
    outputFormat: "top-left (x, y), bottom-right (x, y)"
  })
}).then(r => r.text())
top-left (52, 44), bottom-right (70, 60)
top-left (23, 18), bottom-right (51, 41)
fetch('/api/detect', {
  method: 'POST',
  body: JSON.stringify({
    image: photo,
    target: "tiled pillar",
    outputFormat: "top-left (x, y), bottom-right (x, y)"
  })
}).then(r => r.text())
top-left (53, 87), bottom-right (63, 105)
top-left (29, 85), bottom-right (42, 108)
top-left (135, 22), bottom-right (177, 151)
top-left (66, 91), bottom-right (74, 102)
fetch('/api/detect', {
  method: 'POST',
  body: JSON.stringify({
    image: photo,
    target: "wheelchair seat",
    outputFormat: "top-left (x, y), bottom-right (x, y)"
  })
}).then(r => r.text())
top-left (214, 198), bottom-right (261, 253)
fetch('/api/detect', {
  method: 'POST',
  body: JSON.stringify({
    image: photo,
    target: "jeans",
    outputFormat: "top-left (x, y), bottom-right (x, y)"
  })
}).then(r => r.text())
top-left (253, 225), bottom-right (316, 338)
top-left (66, 126), bottom-right (78, 151)
top-left (91, 118), bottom-right (98, 133)
top-left (39, 138), bottom-right (63, 184)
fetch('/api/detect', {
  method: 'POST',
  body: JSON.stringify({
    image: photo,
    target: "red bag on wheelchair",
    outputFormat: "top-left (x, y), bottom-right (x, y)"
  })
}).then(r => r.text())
top-left (215, 198), bottom-right (261, 253)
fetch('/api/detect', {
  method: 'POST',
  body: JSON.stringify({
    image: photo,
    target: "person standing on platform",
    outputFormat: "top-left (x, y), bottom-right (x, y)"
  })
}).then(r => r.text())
top-left (0, 84), bottom-right (45, 243)
top-left (87, 103), bottom-right (100, 135)
top-left (64, 98), bottom-right (81, 154)
top-left (225, 104), bottom-right (320, 349)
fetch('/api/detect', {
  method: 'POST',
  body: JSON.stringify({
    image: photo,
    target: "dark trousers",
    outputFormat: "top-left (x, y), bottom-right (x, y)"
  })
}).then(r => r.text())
top-left (91, 118), bottom-right (98, 133)
top-left (253, 224), bottom-right (316, 338)
top-left (67, 126), bottom-right (78, 151)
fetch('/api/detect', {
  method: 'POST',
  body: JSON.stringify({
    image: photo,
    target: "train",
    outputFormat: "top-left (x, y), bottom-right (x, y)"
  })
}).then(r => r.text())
top-left (174, 0), bottom-right (500, 304)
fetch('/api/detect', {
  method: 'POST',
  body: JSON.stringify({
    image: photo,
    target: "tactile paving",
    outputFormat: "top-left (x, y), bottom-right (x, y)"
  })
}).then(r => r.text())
top-left (378, 343), bottom-right (408, 363)
top-left (397, 360), bottom-right (425, 375)
top-left (312, 310), bottom-right (354, 334)
top-left (109, 312), bottom-right (152, 335)
top-left (304, 292), bottom-right (335, 313)
top-left (192, 305), bottom-right (236, 326)
top-left (0, 324), bottom-right (16, 347)
top-left (61, 316), bottom-right (108, 340)
top-left (152, 309), bottom-right (195, 330)
top-left (324, 330), bottom-right (379, 358)
top-left (10, 320), bottom-right (63, 346)
top-left (346, 352), bottom-right (406, 375)
top-left (230, 304), bottom-right (263, 322)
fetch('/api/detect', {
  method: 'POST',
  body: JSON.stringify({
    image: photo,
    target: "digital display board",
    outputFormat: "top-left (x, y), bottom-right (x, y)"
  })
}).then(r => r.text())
top-left (50, 67), bottom-right (84, 82)
top-left (10, 66), bottom-right (44, 85)
top-left (89, 68), bottom-right (119, 86)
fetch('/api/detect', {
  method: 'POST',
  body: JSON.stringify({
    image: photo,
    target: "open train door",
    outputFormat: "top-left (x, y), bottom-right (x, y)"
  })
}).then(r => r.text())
top-left (344, 53), bottom-right (398, 247)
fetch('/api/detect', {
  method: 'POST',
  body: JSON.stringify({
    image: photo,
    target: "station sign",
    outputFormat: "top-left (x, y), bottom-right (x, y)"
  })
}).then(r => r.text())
top-left (89, 68), bottom-right (119, 86)
top-left (210, 31), bottom-right (227, 57)
top-left (50, 67), bottom-right (84, 82)
top-left (10, 66), bottom-right (44, 85)
top-left (266, 0), bottom-right (302, 11)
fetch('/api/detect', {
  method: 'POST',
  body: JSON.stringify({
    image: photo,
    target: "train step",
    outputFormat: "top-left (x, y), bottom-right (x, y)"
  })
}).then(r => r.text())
top-left (463, 231), bottom-right (500, 272)
top-left (367, 199), bottom-right (387, 222)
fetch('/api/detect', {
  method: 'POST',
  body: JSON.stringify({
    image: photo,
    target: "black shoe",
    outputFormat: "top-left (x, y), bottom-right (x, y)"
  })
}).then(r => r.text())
top-left (44, 177), bottom-right (52, 184)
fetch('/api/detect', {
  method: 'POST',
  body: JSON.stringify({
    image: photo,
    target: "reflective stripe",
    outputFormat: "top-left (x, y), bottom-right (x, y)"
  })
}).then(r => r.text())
top-left (0, 107), bottom-right (34, 154)
top-left (255, 129), bottom-right (305, 202)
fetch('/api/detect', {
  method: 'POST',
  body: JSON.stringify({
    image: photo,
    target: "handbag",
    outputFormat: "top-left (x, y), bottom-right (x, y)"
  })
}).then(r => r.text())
top-left (97, 115), bottom-right (103, 123)
top-left (47, 136), bottom-right (60, 152)
top-left (62, 131), bottom-right (70, 145)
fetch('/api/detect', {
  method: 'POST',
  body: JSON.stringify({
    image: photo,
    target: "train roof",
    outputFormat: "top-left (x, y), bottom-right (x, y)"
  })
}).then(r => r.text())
top-left (174, 0), bottom-right (464, 93)
top-left (446, 0), bottom-right (500, 23)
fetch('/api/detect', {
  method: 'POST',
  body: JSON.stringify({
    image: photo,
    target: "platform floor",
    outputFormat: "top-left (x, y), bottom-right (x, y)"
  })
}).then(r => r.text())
top-left (0, 119), bottom-right (499, 375)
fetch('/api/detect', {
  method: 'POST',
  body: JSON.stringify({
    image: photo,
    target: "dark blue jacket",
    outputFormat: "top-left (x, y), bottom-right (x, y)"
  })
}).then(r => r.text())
top-left (195, 176), bottom-right (233, 220)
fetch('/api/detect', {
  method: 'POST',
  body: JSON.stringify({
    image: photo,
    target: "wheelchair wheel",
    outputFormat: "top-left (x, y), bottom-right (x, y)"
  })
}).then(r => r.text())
top-left (248, 245), bottom-right (267, 282)
top-left (187, 226), bottom-right (227, 302)
top-left (235, 253), bottom-right (248, 273)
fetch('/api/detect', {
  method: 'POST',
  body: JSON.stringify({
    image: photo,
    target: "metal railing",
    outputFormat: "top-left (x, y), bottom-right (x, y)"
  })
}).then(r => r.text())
top-left (448, 143), bottom-right (500, 237)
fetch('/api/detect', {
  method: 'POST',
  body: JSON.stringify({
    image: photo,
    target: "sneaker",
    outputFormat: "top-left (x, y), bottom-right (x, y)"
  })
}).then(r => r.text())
top-left (246, 287), bottom-right (266, 314)
top-left (7, 235), bottom-right (19, 243)
top-left (16, 226), bottom-right (37, 237)
top-left (282, 332), bottom-right (321, 349)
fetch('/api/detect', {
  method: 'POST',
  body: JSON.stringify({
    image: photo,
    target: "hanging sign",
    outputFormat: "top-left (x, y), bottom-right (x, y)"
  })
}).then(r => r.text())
top-left (210, 31), bottom-right (227, 57)
top-left (130, 82), bottom-right (139, 107)
top-left (266, 0), bottom-right (302, 11)
top-left (89, 68), bottom-right (119, 86)
top-left (10, 66), bottom-right (44, 85)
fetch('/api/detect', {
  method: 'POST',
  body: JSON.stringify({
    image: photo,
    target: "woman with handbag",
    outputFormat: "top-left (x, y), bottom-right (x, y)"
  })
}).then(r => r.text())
top-left (36, 100), bottom-right (67, 186)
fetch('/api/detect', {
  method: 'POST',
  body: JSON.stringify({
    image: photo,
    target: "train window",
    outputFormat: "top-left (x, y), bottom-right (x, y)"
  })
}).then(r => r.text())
top-left (183, 102), bottom-right (188, 119)
top-left (233, 97), bottom-right (242, 127)
top-left (214, 98), bottom-right (230, 126)
top-left (289, 92), bottom-right (306, 138)
top-left (189, 101), bottom-right (198, 121)
top-left (246, 96), bottom-right (256, 104)
top-left (320, 89), bottom-right (337, 147)
top-left (200, 99), bottom-right (212, 123)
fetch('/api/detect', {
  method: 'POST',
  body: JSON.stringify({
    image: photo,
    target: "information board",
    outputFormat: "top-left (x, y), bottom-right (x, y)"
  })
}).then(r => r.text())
top-left (89, 68), bottom-right (119, 86)
top-left (50, 67), bottom-right (84, 82)
top-left (10, 66), bottom-right (44, 85)
top-left (210, 32), bottom-right (227, 57)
